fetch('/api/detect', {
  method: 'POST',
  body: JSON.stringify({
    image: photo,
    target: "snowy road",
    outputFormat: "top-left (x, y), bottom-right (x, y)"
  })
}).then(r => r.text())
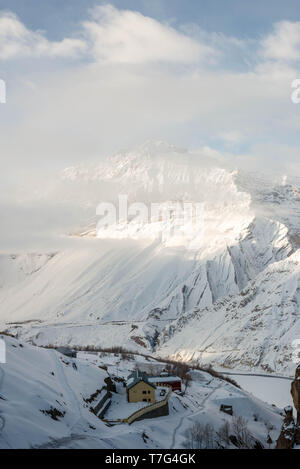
top-left (220, 371), bottom-right (293, 409)
top-left (221, 371), bottom-right (293, 380)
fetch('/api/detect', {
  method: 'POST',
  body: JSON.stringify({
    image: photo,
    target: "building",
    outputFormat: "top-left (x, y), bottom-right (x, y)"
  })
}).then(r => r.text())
top-left (148, 372), bottom-right (182, 392)
top-left (126, 370), bottom-right (156, 403)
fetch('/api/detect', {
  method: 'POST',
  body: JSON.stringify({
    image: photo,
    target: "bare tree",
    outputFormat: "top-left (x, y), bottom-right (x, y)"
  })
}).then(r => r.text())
top-left (203, 423), bottom-right (214, 448)
top-left (183, 422), bottom-right (215, 449)
top-left (232, 416), bottom-right (253, 449)
top-left (182, 372), bottom-right (192, 394)
top-left (216, 421), bottom-right (231, 448)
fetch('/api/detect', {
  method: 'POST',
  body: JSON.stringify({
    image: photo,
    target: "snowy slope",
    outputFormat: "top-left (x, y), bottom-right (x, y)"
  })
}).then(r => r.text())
top-left (61, 141), bottom-right (223, 202)
top-left (0, 335), bottom-right (284, 449)
top-left (235, 170), bottom-right (300, 245)
top-left (0, 335), bottom-right (111, 449)
top-left (0, 216), bottom-right (293, 361)
top-left (159, 248), bottom-right (300, 375)
top-left (0, 253), bottom-right (55, 290)
top-left (0, 142), bottom-right (299, 375)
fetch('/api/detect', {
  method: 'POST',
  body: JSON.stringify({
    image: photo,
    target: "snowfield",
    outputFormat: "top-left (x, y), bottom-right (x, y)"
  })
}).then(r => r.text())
top-left (218, 372), bottom-right (293, 409)
top-left (0, 335), bottom-right (285, 449)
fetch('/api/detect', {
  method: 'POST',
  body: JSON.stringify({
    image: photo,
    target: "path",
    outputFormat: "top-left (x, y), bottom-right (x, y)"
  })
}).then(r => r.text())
top-left (170, 380), bottom-right (222, 449)
top-left (221, 371), bottom-right (292, 381)
top-left (50, 350), bottom-right (84, 433)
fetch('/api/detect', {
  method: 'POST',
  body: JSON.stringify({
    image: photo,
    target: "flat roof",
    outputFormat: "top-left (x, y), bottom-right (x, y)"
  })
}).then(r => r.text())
top-left (148, 376), bottom-right (181, 383)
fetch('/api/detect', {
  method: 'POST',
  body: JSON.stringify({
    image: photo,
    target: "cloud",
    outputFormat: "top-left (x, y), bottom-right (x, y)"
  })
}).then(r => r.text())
top-left (1, 4), bottom-right (300, 251)
top-left (218, 130), bottom-right (244, 147)
top-left (2, 59), bottom-right (296, 172)
top-left (261, 20), bottom-right (300, 62)
top-left (82, 4), bottom-right (215, 64)
top-left (0, 6), bottom-right (217, 65)
top-left (0, 5), bottom-right (300, 191)
top-left (0, 11), bottom-right (87, 59)
top-left (232, 142), bottom-right (300, 176)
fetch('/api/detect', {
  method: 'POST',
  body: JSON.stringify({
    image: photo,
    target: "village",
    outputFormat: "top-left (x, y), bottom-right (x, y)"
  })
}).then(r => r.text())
top-left (73, 349), bottom-right (184, 424)
top-left (1, 335), bottom-right (298, 449)
top-left (104, 369), bottom-right (182, 424)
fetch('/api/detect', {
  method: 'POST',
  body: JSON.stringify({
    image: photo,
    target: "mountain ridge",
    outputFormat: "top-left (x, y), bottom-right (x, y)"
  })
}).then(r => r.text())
top-left (0, 142), bottom-right (300, 376)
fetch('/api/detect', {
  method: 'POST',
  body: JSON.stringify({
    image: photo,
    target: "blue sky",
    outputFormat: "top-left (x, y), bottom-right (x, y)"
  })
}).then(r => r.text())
top-left (2, 0), bottom-right (300, 39)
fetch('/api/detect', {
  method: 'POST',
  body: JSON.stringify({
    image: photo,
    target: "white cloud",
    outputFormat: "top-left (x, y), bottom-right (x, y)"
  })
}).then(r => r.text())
top-left (0, 5), bottom-right (299, 182)
top-left (82, 4), bottom-right (215, 64)
top-left (1, 5), bottom-right (300, 251)
top-left (0, 11), bottom-right (87, 59)
top-left (0, 6), bottom-right (217, 64)
top-left (261, 20), bottom-right (300, 62)
top-left (219, 130), bottom-right (243, 146)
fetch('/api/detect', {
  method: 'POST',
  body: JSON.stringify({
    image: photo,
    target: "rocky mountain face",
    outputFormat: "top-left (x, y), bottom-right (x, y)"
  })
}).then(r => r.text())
top-left (276, 365), bottom-right (300, 448)
top-left (291, 365), bottom-right (300, 426)
top-left (0, 142), bottom-right (300, 376)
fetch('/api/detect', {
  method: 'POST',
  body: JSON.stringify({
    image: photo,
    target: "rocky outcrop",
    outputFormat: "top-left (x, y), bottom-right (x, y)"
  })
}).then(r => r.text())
top-left (276, 365), bottom-right (300, 449)
top-left (276, 406), bottom-right (296, 449)
top-left (291, 365), bottom-right (300, 423)
top-left (104, 376), bottom-right (116, 393)
top-left (291, 364), bottom-right (300, 444)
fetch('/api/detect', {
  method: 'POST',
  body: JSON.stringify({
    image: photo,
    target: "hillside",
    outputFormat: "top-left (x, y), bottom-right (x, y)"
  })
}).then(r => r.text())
top-left (0, 335), bottom-right (283, 449)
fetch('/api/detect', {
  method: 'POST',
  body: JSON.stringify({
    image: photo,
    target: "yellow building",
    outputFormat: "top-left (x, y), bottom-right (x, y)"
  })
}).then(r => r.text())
top-left (126, 371), bottom-right (156, 403)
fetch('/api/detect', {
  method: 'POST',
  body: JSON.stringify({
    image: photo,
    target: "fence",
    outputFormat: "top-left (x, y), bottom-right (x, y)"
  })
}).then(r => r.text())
top-left (93, 390), bottom-right (112, 419)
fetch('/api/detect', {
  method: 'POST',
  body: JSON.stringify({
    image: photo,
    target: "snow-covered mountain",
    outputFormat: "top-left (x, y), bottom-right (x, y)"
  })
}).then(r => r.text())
top-left (0, 142), bottom-right (300, 376)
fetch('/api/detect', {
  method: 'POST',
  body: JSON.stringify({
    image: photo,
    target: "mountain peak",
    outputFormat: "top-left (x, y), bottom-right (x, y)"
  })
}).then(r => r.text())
top-left (136, 140), bottom-right (187, 156)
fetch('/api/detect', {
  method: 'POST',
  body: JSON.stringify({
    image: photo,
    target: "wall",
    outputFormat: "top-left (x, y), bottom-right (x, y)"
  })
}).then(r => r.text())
top-left (134, 400), bottom-right (169, 421)
top-left (93, 390), bottom-right (112, 419)
top-left (126, 388), bottom-right (171, 424)
top-left (101, 387), bottom-right (172, 425)
top-left (128, 381), bottom-right (155, 403)
top-left (150, 380), bottom-right (181, 392)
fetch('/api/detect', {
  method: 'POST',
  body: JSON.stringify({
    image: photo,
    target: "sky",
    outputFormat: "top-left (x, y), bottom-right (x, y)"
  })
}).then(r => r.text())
top-left (3, 0), bottom-right (300, 39)
top-left (0, 1), bottom-right (300, 249)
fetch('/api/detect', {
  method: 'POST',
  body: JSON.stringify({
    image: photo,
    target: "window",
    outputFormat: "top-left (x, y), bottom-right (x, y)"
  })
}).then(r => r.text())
top-left (143, 399), bottom-right (147, 402)
top-left (148, 391), bottom-right (150, 394)
top-left (142, 390), bottom-right (146, 394)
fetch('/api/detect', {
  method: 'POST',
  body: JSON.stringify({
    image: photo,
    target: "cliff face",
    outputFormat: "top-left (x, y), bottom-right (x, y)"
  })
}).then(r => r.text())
top-left (291, 364), bottom-right (300, 426)
top-left (276, 407), bottom-right (295, 449)
top-left (276, 365), bottom-right (300, 449)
